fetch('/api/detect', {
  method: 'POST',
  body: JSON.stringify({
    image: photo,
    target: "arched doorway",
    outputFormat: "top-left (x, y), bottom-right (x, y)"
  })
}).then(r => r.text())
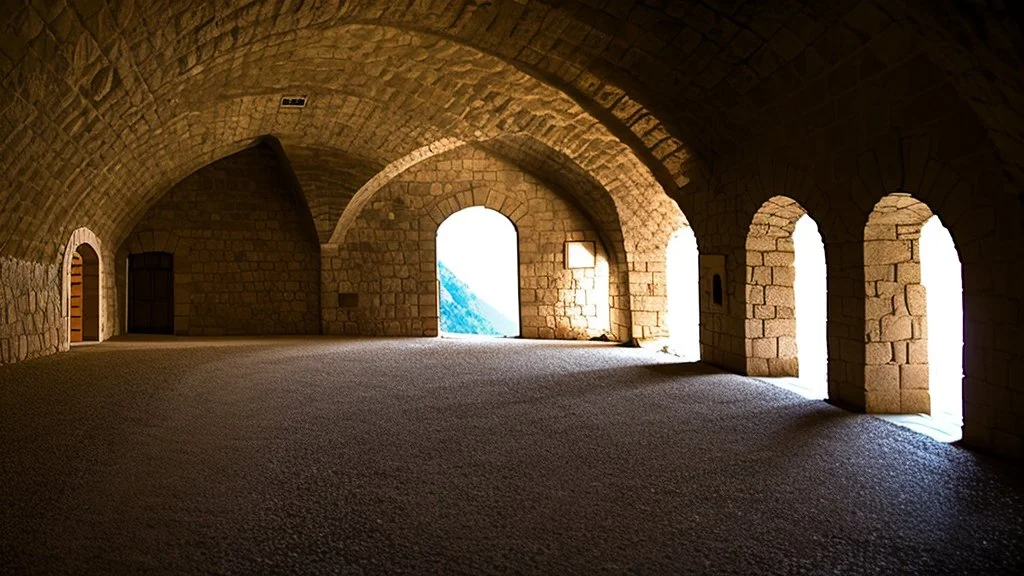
top-left (69, 244), bottom-right (100, 343)
top-left (864, 193), bottom-right (963, 440)
top-left (921, 215), bottom-right (963, 429)
top-left (792, 214), bottom-right (827, 397)
top-left (745, 197), bottom-right (828, 397)
top-left (436, 207), bottom-right (520, 337)
top-left (666, 226), bottom-right (700, 360)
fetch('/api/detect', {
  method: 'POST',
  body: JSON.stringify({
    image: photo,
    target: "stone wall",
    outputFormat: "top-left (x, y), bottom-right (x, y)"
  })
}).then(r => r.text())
top-left (0, 257), bottom-right (63, 364)
top-left (863, 194), bottom-right (932, 413)
top-left (322, 146), bottom-right (613, 340)
top-left (119, 146), bottom-right (321, 336)
top-left (665, 2), bottom-right (1024, 457)
top-left (683, 142), bottom-right (1022, 458)
top-left (745, 197), bottom-right (806, 377)
top-left (1, 227), bottom-right (120, 367)
top-left (678, 84), bottom-right (1022, 459)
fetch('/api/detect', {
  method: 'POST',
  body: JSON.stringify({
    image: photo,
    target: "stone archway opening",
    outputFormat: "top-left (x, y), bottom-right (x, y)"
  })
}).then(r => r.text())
top-left (745, 197), bottom-right (828, 398)
top-left (666, 226), bottom-right (700, 360)
top-left (864, 194), bottom-right (963, 440)
top-left (436, 207), bottom-right (520, 337)
top-left (69, 244), bottom-right (100, 344)
top-left (921, 215), bottom-right (964, 431)
top-left (792, 215), bottom-right (828, 398)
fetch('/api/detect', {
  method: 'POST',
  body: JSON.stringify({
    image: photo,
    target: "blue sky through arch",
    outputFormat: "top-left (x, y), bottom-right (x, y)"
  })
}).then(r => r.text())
top-left (436, 207), bottom-right (520, 336)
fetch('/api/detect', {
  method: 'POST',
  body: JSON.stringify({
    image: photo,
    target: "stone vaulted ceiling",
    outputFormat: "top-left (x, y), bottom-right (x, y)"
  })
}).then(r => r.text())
top-left (1, 0), bottom-right (1021, 262)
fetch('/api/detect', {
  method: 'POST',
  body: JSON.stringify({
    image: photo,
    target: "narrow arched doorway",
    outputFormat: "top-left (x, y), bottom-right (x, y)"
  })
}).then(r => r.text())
top-left (69, 244), bottom-right (100, 343)
top-left (792, 214), bottom-right (827, 397)
top-left (864, 193), bottom-right (964, 441)
top-left (436, 207), bottom-right (520, 337)
top-left (666, 226), bottom-right (700, 360)
top-left (745, 197), bottom-right (828, 398)
top-left (921, 215), bottom-right (963, 430)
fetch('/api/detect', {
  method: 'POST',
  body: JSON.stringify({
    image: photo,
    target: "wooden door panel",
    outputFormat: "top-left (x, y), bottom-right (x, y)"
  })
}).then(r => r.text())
top-left (129, 252), bottom-right (174, 334)
top-left (70, 252), bottom-right (83, 343)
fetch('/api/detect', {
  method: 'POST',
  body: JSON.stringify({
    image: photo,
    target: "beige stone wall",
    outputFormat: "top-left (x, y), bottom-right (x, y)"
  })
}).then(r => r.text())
top-left (667, 3), bottom-right (1024, 458)
top-left (1, 228), bottom-right (119, 366)
top-left (0, 0), bottom-right (1021, 459)
top-left (863, 194), bottom-right (932, 413)
top-left (745, 197), bottom-right (806, 377)
top-left (119, 146), bottom-right (321, 336)
top-left (697, 254), bottom-right (733, 367)
top-left (679, 113), bottom-right (1022, 459)
top-left (322, 147), bottom-right (614, 340)
top-left (0, 257), bottom-right (63, 364)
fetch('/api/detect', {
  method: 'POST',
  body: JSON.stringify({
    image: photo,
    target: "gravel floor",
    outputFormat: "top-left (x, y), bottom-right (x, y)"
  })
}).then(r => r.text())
top-left (1, 336), bottom-right (1022, 575)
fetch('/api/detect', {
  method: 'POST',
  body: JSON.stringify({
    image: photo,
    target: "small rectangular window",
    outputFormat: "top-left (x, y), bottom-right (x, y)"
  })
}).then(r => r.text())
top-left (337, 293), bottom-right (359, 308)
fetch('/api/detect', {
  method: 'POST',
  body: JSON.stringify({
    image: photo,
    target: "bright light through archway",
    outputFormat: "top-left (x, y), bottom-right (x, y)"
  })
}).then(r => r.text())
top-left (921, 215), bottom-right (963, 428)
top-left (436, 207), bottom-right (520, 337)
top-left (793, 214), bottom-right (827, 397)
top-left (667, 227), bottom-right (700, 360)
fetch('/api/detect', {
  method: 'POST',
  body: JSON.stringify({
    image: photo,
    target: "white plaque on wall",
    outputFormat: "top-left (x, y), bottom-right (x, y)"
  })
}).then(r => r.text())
top-left (564, 241), bottom-right (596, 269)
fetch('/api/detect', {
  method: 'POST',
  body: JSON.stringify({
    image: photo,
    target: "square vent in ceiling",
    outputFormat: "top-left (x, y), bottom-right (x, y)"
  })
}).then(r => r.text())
top-left (280, 95), bottom-right (307, 108)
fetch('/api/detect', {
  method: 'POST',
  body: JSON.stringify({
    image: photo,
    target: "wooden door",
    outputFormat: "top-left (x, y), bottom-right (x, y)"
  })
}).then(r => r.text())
top-left (128, 252), bottom-right (174, 334)
top-left (69, 252), bottom-right (83, 343)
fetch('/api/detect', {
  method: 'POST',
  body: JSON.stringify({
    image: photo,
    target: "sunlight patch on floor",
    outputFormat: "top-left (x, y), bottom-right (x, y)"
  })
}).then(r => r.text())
top-left (754, 376), bottom-right (827, 401)
top-left (875, 414), bottom-right (963, 443)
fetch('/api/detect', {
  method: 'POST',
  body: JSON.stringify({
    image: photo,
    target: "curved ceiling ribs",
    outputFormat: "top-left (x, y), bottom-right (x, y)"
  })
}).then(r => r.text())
top-left (329, 137), bottom-right (468, 246)
top-left (3, 0), bottom-right (1019, 266)
top-left (0, 0), bottom-right (699, 264)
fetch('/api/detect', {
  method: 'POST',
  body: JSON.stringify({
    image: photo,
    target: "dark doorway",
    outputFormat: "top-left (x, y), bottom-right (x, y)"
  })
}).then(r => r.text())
top-left (128, 252), bottom-right (174, 334)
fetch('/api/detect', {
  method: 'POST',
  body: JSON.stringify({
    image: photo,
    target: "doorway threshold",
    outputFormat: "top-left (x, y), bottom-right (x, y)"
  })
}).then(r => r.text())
top-left (439, 332), bottom-right (516, 340)
top-left (874, 414), bottom-right (962, 443)
top-left (753, 376), bottom-right (827, 401)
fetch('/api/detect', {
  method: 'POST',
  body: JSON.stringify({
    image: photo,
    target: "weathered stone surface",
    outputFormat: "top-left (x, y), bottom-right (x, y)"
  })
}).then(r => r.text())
top-left (864, 241), bottom-right (913, 265)
top-left (744, 196), bottom-right (807, 377)
top-left (866, 342), bottom-right (891, 365)
top-left (866, 365), bottom-right (900, 392)
top-left (881, 315), bottom-right (913, 342)
top-left (900, 364), bottom-right (929, 390)
top-left (121, 146), bottom-right (322, 336)
top-left (902, 388), bottom-right (931, 414)
top-left (0, 0), bottom-right (1019, 458)
top-left (321, 146), bottom-right (615, 340)
top-left (751, 337), bottom-right (778, 359)
top-left (0, 257), bottom-right (63, 364)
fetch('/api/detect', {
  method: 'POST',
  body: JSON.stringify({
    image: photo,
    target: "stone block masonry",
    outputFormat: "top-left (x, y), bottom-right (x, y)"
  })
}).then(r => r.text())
top-left (0, 257), bottom-right (63, 364)
top-left (119, 146), bottom-right (321, 336)
top-left (0, 0), bottom-right (1020, 460)
top-left (745, 196), bottom-right (807, 377)
top-left (321, 146), bottom-right (612, 340)
top-left (863, 194), bottom-right (932, 414)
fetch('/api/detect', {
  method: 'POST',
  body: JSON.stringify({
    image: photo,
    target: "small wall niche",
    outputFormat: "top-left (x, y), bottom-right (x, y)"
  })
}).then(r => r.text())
top-left (337, 293), bottom-right (359, 308)
top-left (699, 254), bottom-right (727, 312)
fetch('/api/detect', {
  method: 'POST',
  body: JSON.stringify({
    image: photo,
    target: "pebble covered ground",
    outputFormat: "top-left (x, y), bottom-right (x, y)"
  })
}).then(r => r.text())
top-left (1, 336), bottom-right (1022, 574)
